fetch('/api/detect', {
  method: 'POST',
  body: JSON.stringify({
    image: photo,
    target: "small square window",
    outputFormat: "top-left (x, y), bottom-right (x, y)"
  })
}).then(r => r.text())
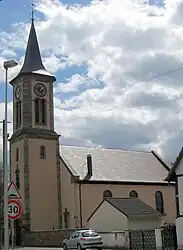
top-left (40, 145), bottom-right (46, 159)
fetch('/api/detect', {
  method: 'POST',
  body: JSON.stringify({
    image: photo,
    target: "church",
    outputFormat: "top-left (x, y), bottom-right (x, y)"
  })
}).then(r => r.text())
top-left (9, 18), bottom-right (176, 233)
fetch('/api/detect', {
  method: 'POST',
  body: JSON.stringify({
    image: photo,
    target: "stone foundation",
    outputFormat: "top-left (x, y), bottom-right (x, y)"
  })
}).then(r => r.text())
top-left (23, 229), bottom-right (129, 249)
top-left (23, 228), bottom-right (87, 247)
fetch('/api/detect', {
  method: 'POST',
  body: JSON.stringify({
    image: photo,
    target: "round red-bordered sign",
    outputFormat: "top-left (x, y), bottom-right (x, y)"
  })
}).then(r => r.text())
top-left (8, 199), bottom-right (23, 220)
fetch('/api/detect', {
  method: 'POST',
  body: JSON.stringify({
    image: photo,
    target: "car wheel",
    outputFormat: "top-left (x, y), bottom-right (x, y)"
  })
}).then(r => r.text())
top-left (77, 243), bottom-right (82, 250)
top-left (98, 248), bottom-right (102, 250)
top-left (63, 244), bottom-right (67, 250)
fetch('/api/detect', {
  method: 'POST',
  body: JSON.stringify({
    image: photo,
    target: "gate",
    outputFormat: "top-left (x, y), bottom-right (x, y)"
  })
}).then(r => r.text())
top-left (129, 229), bottom-right (156, 250)
top-left (161, 225), bottom-right (177, 250)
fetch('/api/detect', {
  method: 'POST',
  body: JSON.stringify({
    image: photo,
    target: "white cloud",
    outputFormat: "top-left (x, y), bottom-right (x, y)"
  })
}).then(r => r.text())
top-left (54, 74), bottom-right (99, 93)
top-left (1, 0), bottom-right (183, 161)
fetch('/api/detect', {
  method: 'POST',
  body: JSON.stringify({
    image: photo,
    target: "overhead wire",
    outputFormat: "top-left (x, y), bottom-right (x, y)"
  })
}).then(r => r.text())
top-left (58, 66), bottom-right (183, 117)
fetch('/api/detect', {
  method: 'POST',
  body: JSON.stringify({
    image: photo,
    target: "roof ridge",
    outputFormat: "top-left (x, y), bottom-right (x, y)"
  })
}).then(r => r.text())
top-left (60, 145), bottom-right (152, 153)
top-left (106, 197), bottom-right (137, 200)
top-left (151, 150), bottom-right (170, 172)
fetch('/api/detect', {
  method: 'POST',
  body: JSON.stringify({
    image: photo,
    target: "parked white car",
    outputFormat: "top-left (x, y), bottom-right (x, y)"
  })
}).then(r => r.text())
top-left (62, 229), bottom-right (103, 250)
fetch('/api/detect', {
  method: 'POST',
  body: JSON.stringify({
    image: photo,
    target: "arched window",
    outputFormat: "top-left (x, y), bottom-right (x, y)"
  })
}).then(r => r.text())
top-left (15, 100), bottom-right (21, 128)
top-left (155, 191), bottom-right (164, 213)
top-left (129, 190), bottom-right (138, 198)
top-left (103, 190), bottom-right (112, 198)
top-left (35, 98), bottom-right (46, 125)
top-left (40, 145), bottom-right (46, 159)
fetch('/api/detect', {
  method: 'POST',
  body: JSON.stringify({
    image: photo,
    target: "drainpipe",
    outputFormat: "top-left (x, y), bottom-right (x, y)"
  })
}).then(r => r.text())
top-left (79, 183), bottom-right (83, 228)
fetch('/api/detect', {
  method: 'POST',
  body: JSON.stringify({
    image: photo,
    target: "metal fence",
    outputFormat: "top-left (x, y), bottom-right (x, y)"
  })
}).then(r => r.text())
top-left (129, 229), bottom-right (156, 250)
top-left (161, 225), bottom-right (177, 250)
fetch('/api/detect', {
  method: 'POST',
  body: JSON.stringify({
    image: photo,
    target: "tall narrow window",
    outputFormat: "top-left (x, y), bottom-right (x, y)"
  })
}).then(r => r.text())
top-left (41, 99), bottom-right (46, 124)
top-left (16, 148), bottom-right (19, 161)
top-left (16, 101), bottom-right (21, 128)
top-left (129, 190), bottom-right (138, 198)
top-left (15, 165), bottom-right (20, 189)
top-left (40, 145), bottom-right (46, 159)
top-left (35, 98), bottom-right (46, 125)
top-left (155, 191), bottom-right (164, 213)
top-left (103, 190), bottom-right (112, 198)
top-left (16, 102), bottom-right (18, 126)
top-left (35, 99), bottom-right (40, 123)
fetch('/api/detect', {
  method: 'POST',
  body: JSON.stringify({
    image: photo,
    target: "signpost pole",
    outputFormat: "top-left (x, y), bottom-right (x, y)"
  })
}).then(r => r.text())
top-left (11, 220), bottom-right (14, 250)
top-left (7, 182), bottom-right (22, 248)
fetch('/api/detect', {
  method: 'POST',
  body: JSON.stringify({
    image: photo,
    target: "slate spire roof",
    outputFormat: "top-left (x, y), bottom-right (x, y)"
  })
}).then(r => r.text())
top-left (21, 19), bottom-right (46, 74)
top-left (10, 19), bottom-right (56, 83)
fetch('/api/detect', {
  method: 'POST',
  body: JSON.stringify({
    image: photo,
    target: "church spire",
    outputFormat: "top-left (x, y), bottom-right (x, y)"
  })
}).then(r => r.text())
top-left (19, 19), bottom-right (49, 75)
top-left (10, 17), bottom-right (56, 83)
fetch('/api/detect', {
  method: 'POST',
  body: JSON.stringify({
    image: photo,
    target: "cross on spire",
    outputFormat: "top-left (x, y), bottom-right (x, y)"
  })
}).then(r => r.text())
top-left (9, 0), bottom-right (56, 84)
top-left (30, 0), bottom-right (36, 22)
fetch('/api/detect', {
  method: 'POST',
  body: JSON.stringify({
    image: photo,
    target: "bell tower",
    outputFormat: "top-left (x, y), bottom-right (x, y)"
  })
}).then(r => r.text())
top-left (9, 18), bottom-right (62, 231)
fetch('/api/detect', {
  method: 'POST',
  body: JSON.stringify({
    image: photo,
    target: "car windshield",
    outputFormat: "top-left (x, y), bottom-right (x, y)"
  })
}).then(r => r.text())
top-left (81, 231), bottom-right (99, 237)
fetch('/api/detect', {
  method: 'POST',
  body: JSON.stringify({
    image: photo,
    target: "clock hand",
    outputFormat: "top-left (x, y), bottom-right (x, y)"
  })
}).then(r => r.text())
top-left (39, 87), bottom-right (44, 92)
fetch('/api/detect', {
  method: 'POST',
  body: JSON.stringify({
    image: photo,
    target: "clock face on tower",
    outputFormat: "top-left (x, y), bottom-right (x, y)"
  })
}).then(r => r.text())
top-left (34, 83), bottom-right (47, 97)
top-left (15, 85), bottom-right (22, 100)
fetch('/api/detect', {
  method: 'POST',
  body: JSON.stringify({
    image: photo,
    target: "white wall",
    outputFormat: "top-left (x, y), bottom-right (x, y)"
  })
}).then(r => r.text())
top-left (178, 176), bottom-right (183, 215)
top-left (88, 201), bottom-right (128, 231)
top-left (99, 232), bottom-right (129, 248)
top-left (176, 217), bottom-right (183, 249)
top-left (175, 158), bottom-right (183, 175)
top-left (128, 217), bottom-right (161, 230)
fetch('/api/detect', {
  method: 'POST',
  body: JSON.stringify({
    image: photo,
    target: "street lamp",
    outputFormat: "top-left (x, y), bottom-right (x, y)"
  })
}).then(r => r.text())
top-left (3, 60), bottom-right (18, 250)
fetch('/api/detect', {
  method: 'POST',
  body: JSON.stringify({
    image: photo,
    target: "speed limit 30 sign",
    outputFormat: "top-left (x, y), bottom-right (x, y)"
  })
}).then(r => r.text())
top-left (8, 199), bottom-right (23, 220)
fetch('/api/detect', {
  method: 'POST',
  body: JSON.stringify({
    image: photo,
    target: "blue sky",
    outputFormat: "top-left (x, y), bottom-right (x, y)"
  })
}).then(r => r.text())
top-left (0, 0), bottom-right (91, 30)
top-left (0, 0), bottom-right (91, 102)
top-left (0, 0), bottom-right (182, 160)
top-left (0, 0), bottom-right (164, 102)
top-left (148, 0), bottom-right (164, 7)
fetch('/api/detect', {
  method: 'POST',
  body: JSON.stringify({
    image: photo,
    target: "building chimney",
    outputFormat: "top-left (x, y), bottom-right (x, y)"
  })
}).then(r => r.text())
top-left (87, 154), bottom-right (92, 176)
top-left (84, 154), bottom-right (93, 180)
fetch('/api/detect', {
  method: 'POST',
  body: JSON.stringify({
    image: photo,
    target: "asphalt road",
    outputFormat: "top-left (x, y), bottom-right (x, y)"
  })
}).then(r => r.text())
top-left (2, 248), bottom-right (63, 250)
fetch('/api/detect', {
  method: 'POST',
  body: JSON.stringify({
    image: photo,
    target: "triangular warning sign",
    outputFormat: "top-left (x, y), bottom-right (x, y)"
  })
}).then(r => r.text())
top-left (8, 181), bottom-right (22, 199)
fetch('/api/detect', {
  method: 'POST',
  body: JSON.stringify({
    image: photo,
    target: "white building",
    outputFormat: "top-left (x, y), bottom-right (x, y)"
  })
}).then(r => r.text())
top-left (167, 147), bottom-right (183, 250)
top-left (87, 197), bottom-right (162, 231)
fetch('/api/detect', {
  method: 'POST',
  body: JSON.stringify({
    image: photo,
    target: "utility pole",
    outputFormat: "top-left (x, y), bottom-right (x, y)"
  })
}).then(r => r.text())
top-left (3, 119), bottom-right (5, 184)
top-left (3, 60), bottom-right (18, 250)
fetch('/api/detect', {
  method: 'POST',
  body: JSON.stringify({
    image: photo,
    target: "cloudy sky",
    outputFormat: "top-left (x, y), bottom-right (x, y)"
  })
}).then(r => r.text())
top-left (0, 0), bottom-right (183, 162)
